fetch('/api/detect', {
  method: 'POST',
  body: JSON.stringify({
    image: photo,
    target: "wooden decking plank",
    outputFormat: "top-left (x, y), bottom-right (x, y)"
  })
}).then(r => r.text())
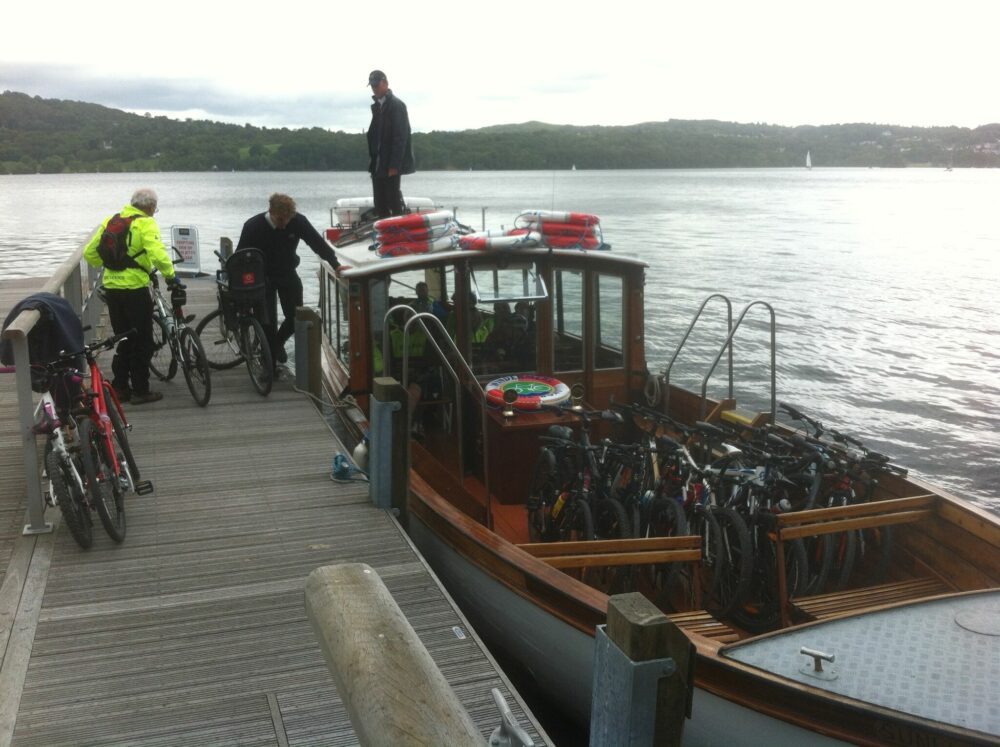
top-left (1, 276), bottom-right (547, 746)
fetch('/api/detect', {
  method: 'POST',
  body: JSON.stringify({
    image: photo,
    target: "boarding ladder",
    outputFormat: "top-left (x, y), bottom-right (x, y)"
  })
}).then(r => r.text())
top-left (660, 294), bottom-right (777, 427)
top-left (383, 305), bottom-right (495, 528)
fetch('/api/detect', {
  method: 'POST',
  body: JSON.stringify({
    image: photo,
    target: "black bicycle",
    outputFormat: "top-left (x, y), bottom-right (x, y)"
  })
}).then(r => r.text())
top-left (149, 269), bottom-right (211, 406)
top-left (194, 248), bottom-right (273, 396)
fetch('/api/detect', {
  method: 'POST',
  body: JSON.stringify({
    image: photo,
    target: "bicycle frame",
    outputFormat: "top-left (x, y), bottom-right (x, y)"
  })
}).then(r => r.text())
top-left (83, 348), bottom-right (132, 491)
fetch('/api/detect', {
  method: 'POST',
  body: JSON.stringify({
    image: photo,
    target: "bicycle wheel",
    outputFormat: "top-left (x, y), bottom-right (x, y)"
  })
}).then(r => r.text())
top-left (241, 316), bottom-right (273, 396)
top-left (556, 499), bottom-right (594, 542)
top-left (149, 323), bottom-right (177, 381)
top-left (46, 449), bottom-right (93, 549)
top-left (526, 448), bottom-right (559, 542)
top-left (801, 533), bottom-right (834, 596)
top-left (179, 327), bottom-right (212, 406)
top-left (103, 383), bottom-right (139, 481)
top-left (194, 308), bottom-right (245, 370)
top-left (80, 418), bottom-right (126, 543)
top-left (708, 505), bottom-right (753, 618)
top-left (644, 496), bottom-right (689, 607)
top-left (587, 496), bottom-right (633, 595)
top-left (829, 529), bottom-right (857, 591)
top-left (594, 497), bottom-right (631, 540)
top-left (732, 528), bottom-right (809, 633)
top-left (857, 525), bottom-right (893, 584)
top-left (688, 503), bottom-right (724, 606)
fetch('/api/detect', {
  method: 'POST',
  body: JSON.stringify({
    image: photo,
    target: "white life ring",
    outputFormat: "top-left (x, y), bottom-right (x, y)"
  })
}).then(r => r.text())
top-left (484, 375), bottom-right (571, 411)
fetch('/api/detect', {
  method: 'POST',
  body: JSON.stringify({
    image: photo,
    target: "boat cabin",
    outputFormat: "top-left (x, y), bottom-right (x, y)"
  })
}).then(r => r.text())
top-left (319, 238), bottom-right (647, 518)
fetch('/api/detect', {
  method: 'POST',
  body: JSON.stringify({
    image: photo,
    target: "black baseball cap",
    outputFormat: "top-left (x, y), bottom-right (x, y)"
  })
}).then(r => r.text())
top-left (368, 70), bottom-right (387, 86)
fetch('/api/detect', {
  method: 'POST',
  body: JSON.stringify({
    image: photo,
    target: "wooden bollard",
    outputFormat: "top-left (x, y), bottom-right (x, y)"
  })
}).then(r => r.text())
top-left (304, 563), bottom-right (482, 746)
top-left (591, 592), bottom-right (694, 746)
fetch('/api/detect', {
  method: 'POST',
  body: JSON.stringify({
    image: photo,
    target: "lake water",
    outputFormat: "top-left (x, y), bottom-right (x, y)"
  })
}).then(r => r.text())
top-left (1, 169), bottom-right (997, 513)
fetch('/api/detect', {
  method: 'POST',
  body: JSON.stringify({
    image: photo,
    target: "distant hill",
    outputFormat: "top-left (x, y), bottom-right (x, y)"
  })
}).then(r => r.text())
top-left (1, 90), bottom-right (998, 174)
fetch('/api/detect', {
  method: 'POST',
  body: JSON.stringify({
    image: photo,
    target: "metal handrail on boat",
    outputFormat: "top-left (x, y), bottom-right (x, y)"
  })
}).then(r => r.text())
top-left (2, 236), bottom-right (105, 534)
top-left (698, 300), bottom-right (776, 423)
top-left (661, 294), bottom-right (734, 413)
top-left (383, 305), bottom-right (494, 529)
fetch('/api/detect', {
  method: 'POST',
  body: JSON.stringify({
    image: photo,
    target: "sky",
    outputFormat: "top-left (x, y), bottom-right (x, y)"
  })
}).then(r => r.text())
top-left (2, 0), bottom-right (997, 133)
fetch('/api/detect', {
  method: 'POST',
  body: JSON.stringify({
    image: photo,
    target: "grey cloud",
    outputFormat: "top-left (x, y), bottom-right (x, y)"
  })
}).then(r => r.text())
top-left (0, 62), bottom-right (365, 131)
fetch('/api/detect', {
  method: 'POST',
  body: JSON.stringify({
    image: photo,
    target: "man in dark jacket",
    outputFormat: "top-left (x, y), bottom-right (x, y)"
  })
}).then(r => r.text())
top-left (236, 193), bottom-right (338, 367)
top-left (367, 69), bottom-right (415, 218)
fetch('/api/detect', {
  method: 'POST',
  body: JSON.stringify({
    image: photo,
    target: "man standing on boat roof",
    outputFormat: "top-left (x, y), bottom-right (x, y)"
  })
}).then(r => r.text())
top-left (367, 69), bottom-right (415, 218)
top-left (236, 193), bottom-right (338, 369)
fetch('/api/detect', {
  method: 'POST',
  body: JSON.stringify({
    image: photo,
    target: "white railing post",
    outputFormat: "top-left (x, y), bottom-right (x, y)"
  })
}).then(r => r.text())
top-left (7, 326), bottom-right (51, 535)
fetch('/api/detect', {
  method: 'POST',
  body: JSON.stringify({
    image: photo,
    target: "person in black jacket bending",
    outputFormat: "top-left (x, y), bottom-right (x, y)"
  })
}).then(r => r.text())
top-left (367, 69), bottom-right (415, 218)
top-left (236, 193), bottom-right (338, 367)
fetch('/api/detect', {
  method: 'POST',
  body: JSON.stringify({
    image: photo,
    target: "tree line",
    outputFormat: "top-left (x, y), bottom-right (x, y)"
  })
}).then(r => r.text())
top-left (2, 90), bottom-right (998, 175)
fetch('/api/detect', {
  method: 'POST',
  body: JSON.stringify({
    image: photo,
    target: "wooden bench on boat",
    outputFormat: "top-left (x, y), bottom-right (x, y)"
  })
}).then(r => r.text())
top-left (667, 610), bottom-right (740, 643)
top-left (773, 494), bottom-right (938, 626)
top-left (517, 535), bottom-right (703, 607)
top-left (792, 576), bottom-right (950, 622)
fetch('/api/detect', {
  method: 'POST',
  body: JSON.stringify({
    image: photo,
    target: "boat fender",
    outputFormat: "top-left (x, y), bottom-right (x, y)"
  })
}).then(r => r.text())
top-left (459, 231), bottom-right (542, 251)
top-left (516, 210), bottom-right (600, 226)
top-left (374, 210), bottom-right (454, 232)
top-left (376, 234), bottom-right (461, 257)
top-left (644, 372), bottom-right (662, 407)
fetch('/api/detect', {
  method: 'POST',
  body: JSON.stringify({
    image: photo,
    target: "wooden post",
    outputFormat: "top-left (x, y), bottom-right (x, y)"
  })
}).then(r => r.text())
top-left (294, 307), bottom-right (323, 403)
top-left (304, 563), bottom-right (482, 745)
top-left (372, 377), bottom-right (409, 521)
top-left (595, 592), bottom-right (694, 747)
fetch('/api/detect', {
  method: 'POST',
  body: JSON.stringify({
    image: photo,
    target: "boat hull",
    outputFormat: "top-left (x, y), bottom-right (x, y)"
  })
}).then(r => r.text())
top-left (408, 504), bottom-right (847, 746)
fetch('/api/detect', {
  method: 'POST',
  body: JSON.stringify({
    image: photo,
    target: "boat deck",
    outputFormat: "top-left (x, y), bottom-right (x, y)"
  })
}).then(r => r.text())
top-left (0, 276), bottom-right (547, 745)
top-left (722, 589), bottom-right (1000, 739)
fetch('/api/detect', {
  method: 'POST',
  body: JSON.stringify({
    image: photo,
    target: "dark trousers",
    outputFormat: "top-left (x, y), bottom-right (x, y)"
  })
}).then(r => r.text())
top-left (265, 274), bottom-right (302, 362)
top-left (372, 174), bottom-right (404, 217)
top-left (105, 287), bottom-right (154, 394)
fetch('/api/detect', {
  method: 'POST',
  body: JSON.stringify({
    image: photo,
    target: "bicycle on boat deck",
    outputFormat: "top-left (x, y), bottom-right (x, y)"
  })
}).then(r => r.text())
top-left (148, 264), bottom-right (211, 406)
top-left (194, 247), bottom-right (273, 396)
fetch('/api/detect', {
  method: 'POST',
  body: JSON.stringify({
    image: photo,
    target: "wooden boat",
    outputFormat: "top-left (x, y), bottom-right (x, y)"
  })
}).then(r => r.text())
top-left (317, 204), bottom-right (1000, 745)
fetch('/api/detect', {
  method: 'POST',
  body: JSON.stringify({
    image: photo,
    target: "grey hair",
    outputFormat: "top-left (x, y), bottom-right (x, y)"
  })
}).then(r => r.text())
top-left (130, 188), bottom-right (158, 211)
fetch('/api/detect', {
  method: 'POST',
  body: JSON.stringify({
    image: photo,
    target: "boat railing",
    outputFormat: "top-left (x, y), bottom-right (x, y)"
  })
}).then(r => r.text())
top-left (2, 235), bottom-right (105, 534)
top-left (661, 293), bottom-right (734, 413)
top-left (384, 305), bottom-right (494, 529)
top-left (697, 300), bottom-right (776, 423)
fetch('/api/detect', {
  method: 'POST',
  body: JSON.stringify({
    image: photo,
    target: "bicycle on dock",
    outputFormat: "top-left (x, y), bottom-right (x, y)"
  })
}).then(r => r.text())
top-left (194, 247), bottom-right (273, 396)
top-left (2, 330), bottom-right (151, 546)
top-left (149, 265), bottom-right (211, 406)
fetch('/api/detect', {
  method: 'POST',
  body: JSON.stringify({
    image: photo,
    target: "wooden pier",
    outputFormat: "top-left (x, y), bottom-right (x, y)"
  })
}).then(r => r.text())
top-left (0, 276), bottom-right (547, 745)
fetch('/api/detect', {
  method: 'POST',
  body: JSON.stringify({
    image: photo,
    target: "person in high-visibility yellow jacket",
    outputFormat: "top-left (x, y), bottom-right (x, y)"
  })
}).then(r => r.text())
top-left (83, 188), bottom-right (177, 404)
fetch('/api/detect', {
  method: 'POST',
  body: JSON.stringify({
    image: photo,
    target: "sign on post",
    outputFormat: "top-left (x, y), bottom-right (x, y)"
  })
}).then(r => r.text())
top-left (170, 225), bottom-right (202, 276)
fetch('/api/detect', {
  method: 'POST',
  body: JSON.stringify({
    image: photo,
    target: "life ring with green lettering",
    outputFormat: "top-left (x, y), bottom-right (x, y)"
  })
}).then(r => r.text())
top-left (484, 375), bottom-right (571, 411)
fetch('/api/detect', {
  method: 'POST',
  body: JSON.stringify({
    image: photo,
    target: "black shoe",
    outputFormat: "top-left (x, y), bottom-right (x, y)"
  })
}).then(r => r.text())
top-left (112, 386), bottom-right (132, 403)
top-left (131, 391), bottom-right (164, 405)
top-left (275, 346), bottom-right (288, 363)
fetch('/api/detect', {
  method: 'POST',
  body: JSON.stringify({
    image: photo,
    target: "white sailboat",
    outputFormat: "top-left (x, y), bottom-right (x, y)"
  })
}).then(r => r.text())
top-left (806, 150), bottom-right (812, 169)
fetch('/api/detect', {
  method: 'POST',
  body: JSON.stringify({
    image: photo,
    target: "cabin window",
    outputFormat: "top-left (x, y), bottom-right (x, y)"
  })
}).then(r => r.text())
top-left (554, 269), bottom-right (584, 372)
top-left (469, 298), bottom-right (538, 376)
top-left (594, 273), bottom-right (624, 369)
top-left (335, 278), bottom-right (351, 366)
top-left (372, 268), bottom-right (452, 379)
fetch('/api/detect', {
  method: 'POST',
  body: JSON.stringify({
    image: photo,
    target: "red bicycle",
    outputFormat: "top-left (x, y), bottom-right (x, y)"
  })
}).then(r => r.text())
top-left (58, 329), bottom-right (153, 541)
